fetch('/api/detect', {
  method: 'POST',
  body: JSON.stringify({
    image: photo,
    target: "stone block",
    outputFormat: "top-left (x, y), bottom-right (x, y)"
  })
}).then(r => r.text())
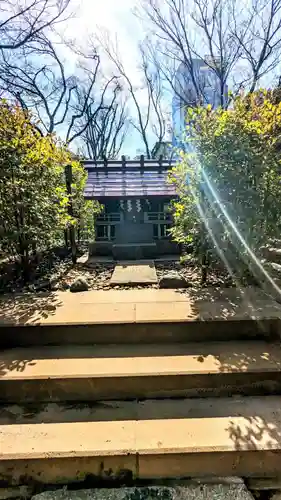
top-left (70, 277), bottom-right (89, 292)
top-left (159, 271), bottom-right (189, 288)
top-left (32, 485), bottom-right (253, 500)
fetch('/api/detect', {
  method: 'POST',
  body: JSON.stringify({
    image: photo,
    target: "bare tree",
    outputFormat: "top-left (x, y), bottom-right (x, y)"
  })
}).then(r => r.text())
top-left (0, 33), bottom-right (79, 135)
top-left (64, 59), bottom-right (115, 146)
top-left (232, 0), bottom-right (281, 92)
top-left (139, 43), bottom-right (166, 156)
top-left (139, 0), bottom-right (281, 106)
top-left (138, 0), bottom-right (202, 106)
top-left (191, 0), bottom-right (241, 106)
top-left (0, 0), bottom-right (71, 50)
top-left (100, 32), bottom-right (166, 159)
top-left (0, 32), bottom-right (125, 149)
top-left (139, 0), bottom-right (240, 108)
top-left (81, 91), bottom-right (129, 160)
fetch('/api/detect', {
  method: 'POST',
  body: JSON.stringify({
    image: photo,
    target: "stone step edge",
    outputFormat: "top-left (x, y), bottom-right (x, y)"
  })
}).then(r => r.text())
top-left (1, 315), bottom-right (280, 328)
top-left (1, 416), bottom-right (281, 461)
top-left (1, 319), bottom-right (280, 349)
top-left (1, 341), bottom-right (281, 381)
top-left (1, 398), bottom-right (281, 483)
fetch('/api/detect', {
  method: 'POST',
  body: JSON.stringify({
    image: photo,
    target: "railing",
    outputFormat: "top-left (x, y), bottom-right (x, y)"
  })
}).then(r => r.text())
top-left (96, 213), bottom-right (122, 224)
top-left (144, 212), bottom-right (172, 223)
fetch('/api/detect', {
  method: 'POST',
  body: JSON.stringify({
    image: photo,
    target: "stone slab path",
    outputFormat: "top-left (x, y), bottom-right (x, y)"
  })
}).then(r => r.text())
top-left (77, 254), bottom-right (114, 265)
top-left (32, 484), bottom-right (253, 500)
top-left (110, 261), bottom-right (158, 285)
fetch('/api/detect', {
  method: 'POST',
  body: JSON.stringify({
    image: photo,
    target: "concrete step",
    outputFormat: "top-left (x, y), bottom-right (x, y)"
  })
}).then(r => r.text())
top-left (1, 342), bottom-right (281, 402)
top-left (1, 396), bottom-right (281, 484)
top-left (1, 287), bottom-right (280, 347)
top-left (1, 318), bottom-right (280, 348)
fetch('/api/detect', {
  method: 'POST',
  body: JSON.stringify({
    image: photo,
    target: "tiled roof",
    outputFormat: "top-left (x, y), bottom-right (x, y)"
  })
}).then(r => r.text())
top-left (83, 160), bottom-right (177, 199)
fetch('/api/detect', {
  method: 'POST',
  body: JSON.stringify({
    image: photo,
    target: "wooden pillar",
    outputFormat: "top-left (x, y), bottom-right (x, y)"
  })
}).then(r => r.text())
top-left (199, 177), bottom-right (208, 283)
top-left (121, 155), bottom-right (126, 198)
top-left (65, 164), bottom-right (77, 264)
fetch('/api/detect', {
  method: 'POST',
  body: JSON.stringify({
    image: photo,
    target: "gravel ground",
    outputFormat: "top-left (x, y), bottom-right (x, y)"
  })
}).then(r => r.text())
top-left (0, 252), bottom-right (256, 294)
top-left (155, 263), bottom-right (234, 288)
top-left (57, 263), bottom-right (115, 291)
top-left (31, 485), bottom-right (254, 500)
top-left (57, 261), bottom-right (234, 291)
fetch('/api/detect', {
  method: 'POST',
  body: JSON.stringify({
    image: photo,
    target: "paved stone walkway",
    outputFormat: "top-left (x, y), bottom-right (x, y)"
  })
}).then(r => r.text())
top-left (0, 287), bottom-right (280, 326)
top-left (110, 261), bottom-right (158, 285)
top-left (32, 484), bottom-right (253, 500)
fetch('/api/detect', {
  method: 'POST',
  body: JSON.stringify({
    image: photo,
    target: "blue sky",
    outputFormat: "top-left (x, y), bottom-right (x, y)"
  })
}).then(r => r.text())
top-left (63, 0), bottom-right (156, 157)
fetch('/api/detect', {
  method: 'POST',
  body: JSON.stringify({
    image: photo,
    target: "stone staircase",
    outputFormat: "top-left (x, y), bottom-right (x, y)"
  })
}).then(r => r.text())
top-left (1, 301), bottom-right (281, 489)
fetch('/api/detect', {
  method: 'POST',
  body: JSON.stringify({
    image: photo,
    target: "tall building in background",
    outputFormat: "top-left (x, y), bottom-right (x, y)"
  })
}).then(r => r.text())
top-left (172, 58), bottom-right (228, 150)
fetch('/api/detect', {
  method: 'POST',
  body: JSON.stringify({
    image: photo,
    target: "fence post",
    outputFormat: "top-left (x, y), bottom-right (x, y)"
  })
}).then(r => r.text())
top-left (65, 164), bottom-right (77, 264)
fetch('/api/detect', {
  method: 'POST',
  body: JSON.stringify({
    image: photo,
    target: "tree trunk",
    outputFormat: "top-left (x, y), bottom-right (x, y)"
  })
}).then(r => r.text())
top-left (65, 165), bottom-right (77, 264)
top-left (199, 178), bottom-right (209, 284)
top-left (20, 250), bottom-right (30, 283)
top-left (64, 229), bottom-right (69, 248)
top-left (200, 226), bottom-right (209, 284)
top-left (31, 241), bottom-right (38, 266)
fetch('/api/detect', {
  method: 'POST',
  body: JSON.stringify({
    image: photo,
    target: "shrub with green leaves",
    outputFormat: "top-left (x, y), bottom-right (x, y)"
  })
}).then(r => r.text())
top-left (0, 101), bottom-right (100, 278)
top-left (171, 91), bottom-right (281, 263)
